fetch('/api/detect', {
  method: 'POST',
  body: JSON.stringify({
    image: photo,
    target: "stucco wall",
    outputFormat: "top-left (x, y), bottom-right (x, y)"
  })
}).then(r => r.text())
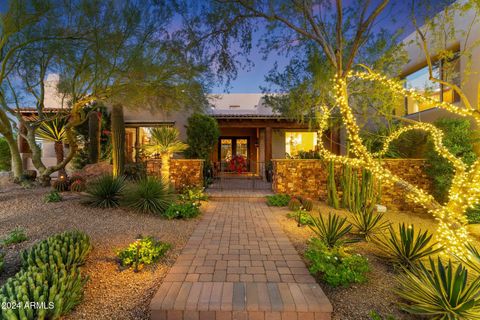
top-left (272, 159), bottom-right (432, 212)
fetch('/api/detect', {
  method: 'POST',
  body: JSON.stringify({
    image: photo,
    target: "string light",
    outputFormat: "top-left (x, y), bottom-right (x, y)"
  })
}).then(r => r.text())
top-left (315, 70), bottom-right (480, 257)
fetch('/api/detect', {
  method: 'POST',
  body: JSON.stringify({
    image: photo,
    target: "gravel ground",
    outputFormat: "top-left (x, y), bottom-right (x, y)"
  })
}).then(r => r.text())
top-left (0, 185), bottom-right (199, 320)
top-left (273, 201), bottom-right (480, 320)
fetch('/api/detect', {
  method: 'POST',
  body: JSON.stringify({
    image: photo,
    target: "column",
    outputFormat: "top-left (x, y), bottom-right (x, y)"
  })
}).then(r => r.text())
top-left (265, 126), bottom-right (272, 163)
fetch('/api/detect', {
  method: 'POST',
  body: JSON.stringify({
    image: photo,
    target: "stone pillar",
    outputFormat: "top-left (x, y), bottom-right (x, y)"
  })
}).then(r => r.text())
top-left (265, 126), bottom-right (272, 163)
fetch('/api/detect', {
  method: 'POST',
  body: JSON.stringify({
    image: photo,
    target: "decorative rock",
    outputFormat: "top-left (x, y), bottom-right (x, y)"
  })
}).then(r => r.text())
top-left (376, 204), bottom-right (387, 213)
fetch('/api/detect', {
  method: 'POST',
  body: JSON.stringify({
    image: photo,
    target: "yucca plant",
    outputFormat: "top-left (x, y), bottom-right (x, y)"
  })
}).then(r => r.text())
top-left (122, 177), bottom-right (174, 214)
top-left (396, 257), bottom-right (480, 319)
top-left (308, 212), bottom-right (353, 248)
top-left (350, 208), bottom-right (390, 241)
top-left (83, 175), bottom-right (126, 208)
top-left (143, 127), bottom-right (187, 182)
top-left (36, 116), bottom-right (69, 176)
top-left (375, 223), bottom-right (443, 268)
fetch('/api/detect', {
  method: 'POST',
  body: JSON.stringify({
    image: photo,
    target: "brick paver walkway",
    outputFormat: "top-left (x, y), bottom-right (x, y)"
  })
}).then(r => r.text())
top-left (150, 198), bottom-right (332, 320)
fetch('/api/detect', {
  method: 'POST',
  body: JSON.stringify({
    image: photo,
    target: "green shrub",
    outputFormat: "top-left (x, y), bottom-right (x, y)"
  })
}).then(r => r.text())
top-left (287, 210), bottom-right (314, 226)
top-left (0, 137), bottom-right (11, 171)
top-left (266, 194), bottom-right (290, 206)
top-left (288, 198), bottom-right (302, 211)
top-left (308, 212), bottom-right (353, 248)
top-left (0, 263), bottom-right (87, 319)
top-left (2, 227), bottom-right (27, 246)
top-left (179, 186), bottom-right (208, 203)
top-left (21, 231), bottom-right (91, 269)
top-left (184, 113), bottom-right (220, 161)
top-left (375, 223), bottom-right (442, 269)
top-left (44, 190), bottom-right (63, 203)
top-left (349, 208), bottom-right (389, 241)
top-left (396, 257), bottom-right (480, 319)
top-left (116, 236), bottom-right (171, 270)
top-left (425, 118), bottom-right (478, 203)
top-left (83, 175), bottom-right (126, 208)
top-left (164, 201), bottom-right (201, 219)
top-left (70, 180), bottom-right (86, 192)
top-left (122, 177), bottom-right (174, 214)
top-left (305, 238), bottom-right (369, 287)
top-left (368, 310), bottom-right (397, 320)
top-left (466, 206), bottom-right (480, 224)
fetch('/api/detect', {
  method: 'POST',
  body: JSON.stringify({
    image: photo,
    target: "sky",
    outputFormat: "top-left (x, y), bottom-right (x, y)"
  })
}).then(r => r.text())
top-left (211, 0), bottom-right (453, 93)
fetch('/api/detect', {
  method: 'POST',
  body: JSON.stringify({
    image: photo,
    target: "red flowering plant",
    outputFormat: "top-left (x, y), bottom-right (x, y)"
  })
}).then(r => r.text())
top-left (228, 155), bottom-right (247, 173)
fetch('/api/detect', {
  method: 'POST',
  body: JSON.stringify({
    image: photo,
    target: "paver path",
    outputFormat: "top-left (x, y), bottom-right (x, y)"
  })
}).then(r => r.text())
top-left (150, 198), bottom-right (332, 320)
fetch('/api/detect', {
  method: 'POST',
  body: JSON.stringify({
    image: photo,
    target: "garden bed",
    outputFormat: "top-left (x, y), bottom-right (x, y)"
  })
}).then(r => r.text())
top-left (0, 185), bottom-right (199, 320)
top-left (274, 200), bottom-right (480, 320)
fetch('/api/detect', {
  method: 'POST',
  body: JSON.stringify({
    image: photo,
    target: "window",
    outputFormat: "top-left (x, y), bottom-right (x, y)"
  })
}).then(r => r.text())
top-left (404, 53), bottom-right (460, 114)
top-left (125, 125), bottom-right (172, 162)
top-left (285, 132), bottom-right (318, 157)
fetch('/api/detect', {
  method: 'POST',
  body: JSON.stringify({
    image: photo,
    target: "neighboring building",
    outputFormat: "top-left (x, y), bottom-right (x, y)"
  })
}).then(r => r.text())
top-left (399, 1), bottom-right (480, 124)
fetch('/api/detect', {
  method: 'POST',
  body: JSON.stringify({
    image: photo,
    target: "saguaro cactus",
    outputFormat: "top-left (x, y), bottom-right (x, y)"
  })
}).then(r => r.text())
top-left (88, 111), bottom-right (101, 164)
top-left (111, 104), bottom-right (125, 177)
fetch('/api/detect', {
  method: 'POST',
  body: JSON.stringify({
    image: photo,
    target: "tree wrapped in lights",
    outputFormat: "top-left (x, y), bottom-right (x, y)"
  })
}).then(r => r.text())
top-left (209, 0), bottom-right (480, 256)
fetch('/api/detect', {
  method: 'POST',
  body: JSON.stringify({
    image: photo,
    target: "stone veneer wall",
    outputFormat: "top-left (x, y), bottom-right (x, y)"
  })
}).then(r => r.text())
top-left (146, 159), bottom-right (204, 190)
top-left (272, 159), bottom-right (431, 212)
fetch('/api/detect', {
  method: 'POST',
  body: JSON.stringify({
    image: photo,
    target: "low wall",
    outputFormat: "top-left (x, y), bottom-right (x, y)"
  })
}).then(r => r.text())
top-left (272, 159), bottom-right (432, 212)
top-left (146, 159), bottom-right (204, 190)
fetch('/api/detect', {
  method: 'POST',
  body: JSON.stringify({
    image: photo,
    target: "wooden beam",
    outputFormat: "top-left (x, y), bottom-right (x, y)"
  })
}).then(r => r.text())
top-left (265, 126), bottom-right (272, 163)
top-left (216, 119), bottom-right (310, 129)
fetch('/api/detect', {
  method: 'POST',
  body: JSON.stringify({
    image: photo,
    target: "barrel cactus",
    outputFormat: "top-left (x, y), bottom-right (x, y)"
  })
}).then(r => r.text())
top-left (288, 198), bottom-right (302, 211)
top-left (70, 180), bottom-right (86, 192)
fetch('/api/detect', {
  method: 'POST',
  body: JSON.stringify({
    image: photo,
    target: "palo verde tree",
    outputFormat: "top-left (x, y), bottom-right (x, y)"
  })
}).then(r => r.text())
top-left (210, 0), bottom-right (480, 256)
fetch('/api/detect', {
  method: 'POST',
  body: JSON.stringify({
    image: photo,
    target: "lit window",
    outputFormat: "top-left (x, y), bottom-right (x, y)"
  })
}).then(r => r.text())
top-left (404, 52), bottom-right (460, 115)
top-left (285, 132), bottom-right (318, 157)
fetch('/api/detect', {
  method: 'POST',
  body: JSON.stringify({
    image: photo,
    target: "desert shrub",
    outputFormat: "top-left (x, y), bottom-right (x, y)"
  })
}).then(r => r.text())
top-left (164, 201), bottom-right (201, 219)
top-left (21, 231), bottom-right (91, 269)
top-left (0, 137), bottom-right (10, 171)
top-left (179, 186), bottom-right (208, 203)
top-left (396, 257), bottom-right (480, 319)
top-left (83, 175), bottom-right (126, 208)
top-left (116, 236), bottom-right (171, 270)
top-left (70, 180), bottom-right (86, 192)
top-left (375, 223), bottom-right (442, 269)
top-left (368, 310), bottom-right (397, 320)
top-left (266, 194), bottom-right (290, 206)
top-left (309, 212), bottom-right (353, 248)
top-left (349, 208), bottom-right (389, 241)
top-left (44, 190), bottom-right (62, 203)
top-left (1, 227), bottom-right (27, 246)
top-left (287, 210), bottom-right (314, 226)
top-left (288, 198), bottom-right (302, 211)
top-left (53, 178), bottom-right (69, 192)
top-left (466, 206), bottom-right (480, 224)
top-left (122, 177), bottom-right (174, 214)
top-left (305, 238), bottom-right (369, 287)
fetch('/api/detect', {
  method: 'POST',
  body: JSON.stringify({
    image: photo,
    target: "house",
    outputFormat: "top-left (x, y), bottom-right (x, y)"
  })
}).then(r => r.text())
top-left (399, 1), bottom-right (480, 125)
top-left (18, 76), bottom-right (340, 177)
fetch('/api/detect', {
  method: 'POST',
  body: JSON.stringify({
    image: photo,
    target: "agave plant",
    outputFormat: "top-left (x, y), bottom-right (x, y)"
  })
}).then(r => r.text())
top-left (308, 212), bottom-right (353, 248)
top-left (396, 257), bottom-right (480, 319)
top-left (375, 223), bottom-right (443, 268)
top-left (122, 177), bottom-right (174, 214)
top-left (143, 127), bottom-right (187, 183)
top-left (36, 116), bottom-right (69, 176)
top-left (349, 208), bottom-right (390, 241)
top-left (83, 175), bottom-right (126, 208)
top-left (461, 243), bottom-right (480, 274)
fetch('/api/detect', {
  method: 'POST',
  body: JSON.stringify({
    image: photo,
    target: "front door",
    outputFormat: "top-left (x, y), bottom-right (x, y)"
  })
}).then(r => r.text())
top-left (218, 137), bottom-right (250, 170)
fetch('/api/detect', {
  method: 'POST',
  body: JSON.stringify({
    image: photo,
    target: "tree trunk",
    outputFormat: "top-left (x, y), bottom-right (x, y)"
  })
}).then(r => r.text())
top-left (111, 104), bottom-right (125, 177)
top-left (161, 153), bottom-right (170, 183)
top-left (54, 141), bottom-right (66, 178)
top-left (88, 111), bottom-right (101, 163)
top-left (3, 133), bottom-right (23, 180)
